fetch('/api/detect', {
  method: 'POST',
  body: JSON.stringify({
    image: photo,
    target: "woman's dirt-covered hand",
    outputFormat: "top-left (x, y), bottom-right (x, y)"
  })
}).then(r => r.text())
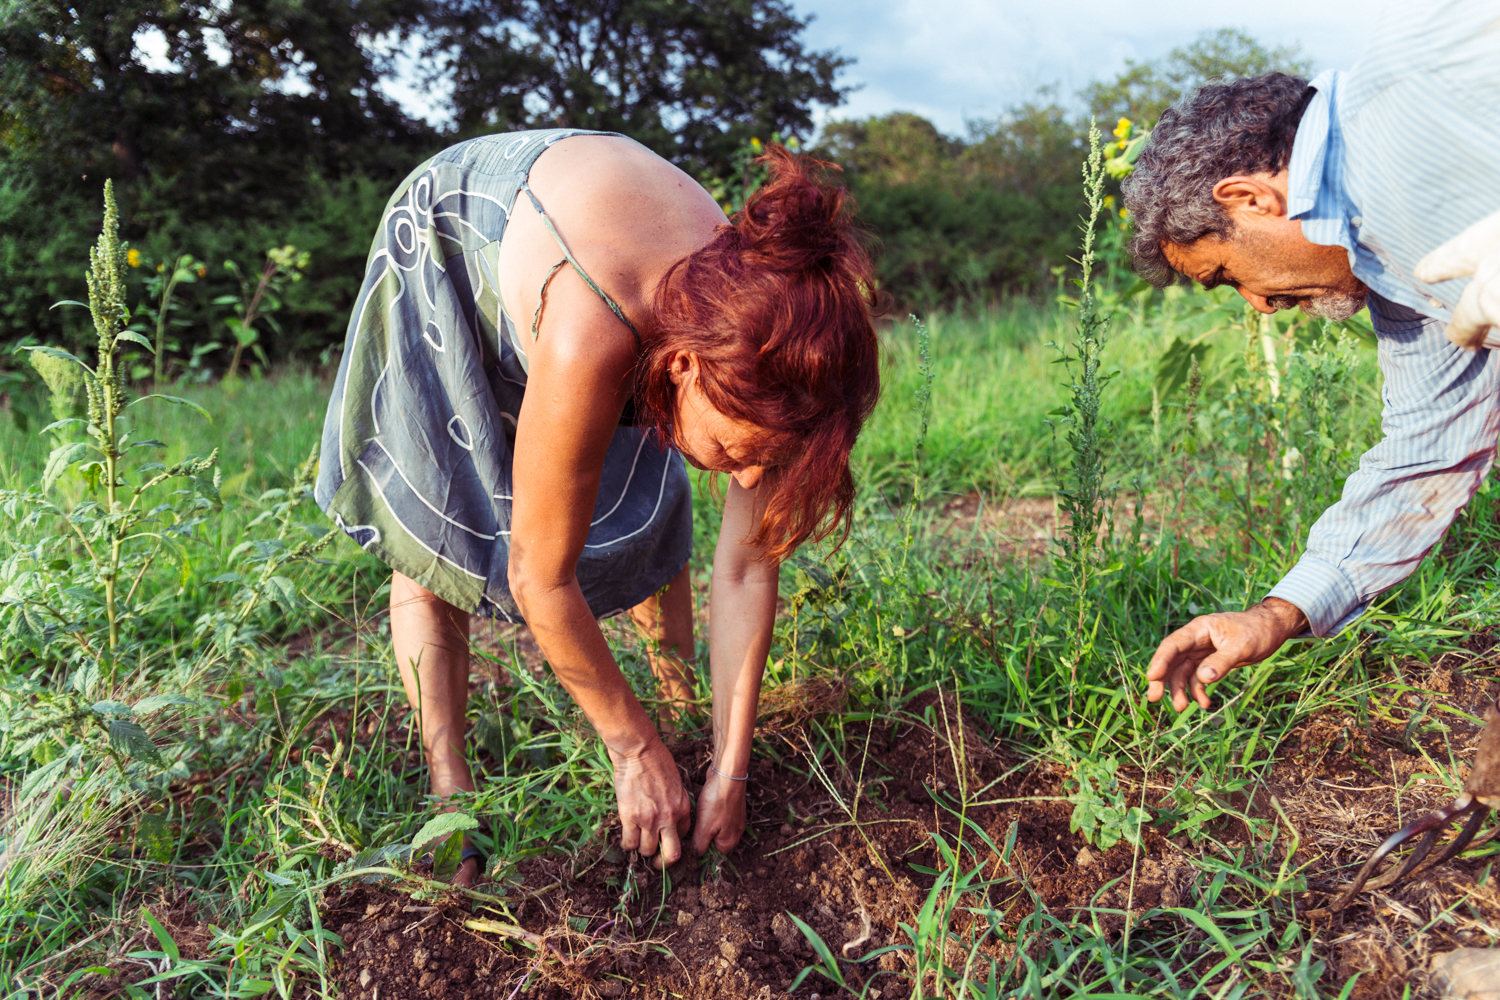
top-left (691, 768), bottom-right (748, 855)
top-left (611, 736), bottom-right (692, 866)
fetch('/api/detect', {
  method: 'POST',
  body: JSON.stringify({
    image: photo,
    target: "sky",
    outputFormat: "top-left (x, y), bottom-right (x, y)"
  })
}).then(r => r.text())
top-left (794, 0), bottom-right (1373, 135)
top-left (371, 0), bottom-right (1375, 137)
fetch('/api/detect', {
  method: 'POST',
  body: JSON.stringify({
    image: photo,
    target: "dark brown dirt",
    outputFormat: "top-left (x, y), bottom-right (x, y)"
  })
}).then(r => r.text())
top-left (324, 692), bottom-right (1215, 1000)
top-left (320, 652), bottom-right (1500, 1000)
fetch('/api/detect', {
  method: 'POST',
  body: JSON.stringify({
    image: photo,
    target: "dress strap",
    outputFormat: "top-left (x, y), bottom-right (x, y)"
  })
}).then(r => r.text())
top-left (520, 181), bottom-right (642, 348)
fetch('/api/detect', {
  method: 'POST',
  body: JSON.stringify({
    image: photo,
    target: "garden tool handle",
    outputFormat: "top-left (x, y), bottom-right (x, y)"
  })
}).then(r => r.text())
top-left (1463, 696), bottom-right (1500, 807)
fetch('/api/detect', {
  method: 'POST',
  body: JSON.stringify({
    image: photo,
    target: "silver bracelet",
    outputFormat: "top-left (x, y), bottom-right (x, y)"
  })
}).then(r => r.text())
top-left (710, 763), bottom-right (749, 782)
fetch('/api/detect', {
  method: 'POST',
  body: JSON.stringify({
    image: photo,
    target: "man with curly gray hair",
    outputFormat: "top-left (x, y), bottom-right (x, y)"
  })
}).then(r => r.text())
top-left (1128, 1), bottom-right (1500, 713)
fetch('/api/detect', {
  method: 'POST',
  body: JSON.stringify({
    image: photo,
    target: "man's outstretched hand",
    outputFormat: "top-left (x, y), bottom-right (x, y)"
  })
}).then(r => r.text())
top-left (1147, 598), bottom-right (1307, 710)
top-left (1416, 207), bottom-right (1500, 350)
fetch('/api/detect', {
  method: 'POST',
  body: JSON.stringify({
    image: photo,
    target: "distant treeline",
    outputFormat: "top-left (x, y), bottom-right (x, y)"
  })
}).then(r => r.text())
top-left (0, 0), bottom-right (1307, 366)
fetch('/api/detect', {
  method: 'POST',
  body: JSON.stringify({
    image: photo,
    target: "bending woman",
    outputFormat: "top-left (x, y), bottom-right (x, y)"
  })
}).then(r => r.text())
top-left (314, 130), bottom-right (879, 886)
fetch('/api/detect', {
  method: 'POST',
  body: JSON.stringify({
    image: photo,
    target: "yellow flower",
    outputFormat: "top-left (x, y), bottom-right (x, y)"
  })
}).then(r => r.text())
top-left (196, 264), bottom-right (207, 277)
top-left (1119, 207), bottom-right (1131, 220)
top-left (126, 248), bottom-right (141, 268)
top-left (1103, 195), bottom-right (1116, 209)
top-left (1113, 117), bottom-right (1132, 140)
top-left (749, 136), bottom-right (763, 153)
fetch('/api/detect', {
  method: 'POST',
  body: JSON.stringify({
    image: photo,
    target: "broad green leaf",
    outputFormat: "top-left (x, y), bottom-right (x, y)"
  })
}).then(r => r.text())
top-left (263, 576), bottom-right (297, 609)
top-left (107, 719), bottom-right (166, 768)
top-left (44, 441), bottom-right (96, 490)
top-left (8, 604), bottom-right (48, 649)
top-left (19, 344), bottom-right (89, 368)
top-left (128, 394), bottom-right (212, 422)
top-left (410, 811), bottom-right (478, 858)
top-left (91, 700), bottom-right (134, 717)
top-left (433, 831), bottom-right (465, 879)
top-left (116, 330), bottom-right (156, 353)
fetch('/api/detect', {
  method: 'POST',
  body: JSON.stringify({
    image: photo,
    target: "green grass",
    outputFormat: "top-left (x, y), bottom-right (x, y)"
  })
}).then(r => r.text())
top-left (2, 285), bottom-right (1494, 998)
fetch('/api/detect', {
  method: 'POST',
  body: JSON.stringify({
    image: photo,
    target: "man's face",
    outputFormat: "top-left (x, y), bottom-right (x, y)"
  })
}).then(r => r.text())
top-left (1162, 170), bottom-right (1370, 321)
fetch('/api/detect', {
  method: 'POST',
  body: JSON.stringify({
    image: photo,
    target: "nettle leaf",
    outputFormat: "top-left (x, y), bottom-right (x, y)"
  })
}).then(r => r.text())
top-left (71, 661), bottom-right (101, 694)
top-left (43, 442), bottom-right (96, 491)
top-left (263, 576), bottom-right (297, 610)
top-left (132, 693), bottom-right (193, 715)
top-left (7, 604), bottom-right (49, 649)
top-left (213, 621), bottom-right (238, 657)
top-left (410, 812), bottom-right (477, 858)
top-left (91, 700), bottom-right (134, 717)
top-left (107, 719), bottom-right (166, 768)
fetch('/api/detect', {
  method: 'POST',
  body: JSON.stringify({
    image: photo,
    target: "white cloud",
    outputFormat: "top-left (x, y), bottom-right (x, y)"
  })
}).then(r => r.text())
top-left (795, 0), bottom-right (1376, 134)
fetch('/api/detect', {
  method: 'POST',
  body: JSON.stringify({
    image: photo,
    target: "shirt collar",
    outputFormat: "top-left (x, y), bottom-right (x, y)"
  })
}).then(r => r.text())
top-left (1287, 70), bottom-right (1355, 254)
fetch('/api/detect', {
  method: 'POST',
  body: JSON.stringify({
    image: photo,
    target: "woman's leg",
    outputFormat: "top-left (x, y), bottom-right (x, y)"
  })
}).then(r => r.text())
top-left (390, 571), bottom-right (480, 885)
top-left (628, 565), bottom-right (698, 724)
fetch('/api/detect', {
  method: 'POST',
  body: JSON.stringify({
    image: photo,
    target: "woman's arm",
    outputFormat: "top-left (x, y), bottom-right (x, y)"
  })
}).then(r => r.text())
top-left (508, 275), bottom-right (692, 864)
top-left (692, 476), bottom-right (779, 854)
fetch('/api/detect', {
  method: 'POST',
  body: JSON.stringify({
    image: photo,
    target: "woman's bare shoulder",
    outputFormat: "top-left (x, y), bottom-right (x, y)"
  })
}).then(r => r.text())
top-left (526, 135), bottom-right (725, 274)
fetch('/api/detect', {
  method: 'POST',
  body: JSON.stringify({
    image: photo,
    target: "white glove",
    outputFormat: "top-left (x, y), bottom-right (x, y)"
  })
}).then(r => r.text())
top-left (1415, 208), bottom-right (1500, 351)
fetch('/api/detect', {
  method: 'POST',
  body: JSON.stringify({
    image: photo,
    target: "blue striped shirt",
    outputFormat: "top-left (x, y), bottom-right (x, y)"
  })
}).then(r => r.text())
top-left (1265, 0), bottom-right (1500, 637)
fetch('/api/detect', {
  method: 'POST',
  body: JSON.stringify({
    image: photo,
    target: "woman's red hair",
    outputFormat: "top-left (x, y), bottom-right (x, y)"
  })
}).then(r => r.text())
top-left (636, 145), bottom-right (882, 561)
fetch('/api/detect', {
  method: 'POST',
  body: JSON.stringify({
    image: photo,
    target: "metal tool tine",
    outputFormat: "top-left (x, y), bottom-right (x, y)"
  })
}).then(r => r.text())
top-left (1319, 798), bottom-right (1473, 914)
top-left (1417, 805), bottom-right (1491, 873)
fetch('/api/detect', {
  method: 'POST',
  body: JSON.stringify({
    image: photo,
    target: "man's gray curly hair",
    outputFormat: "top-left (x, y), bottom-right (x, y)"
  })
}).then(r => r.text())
top-left (1123, 72), bottom-right (1315, 286)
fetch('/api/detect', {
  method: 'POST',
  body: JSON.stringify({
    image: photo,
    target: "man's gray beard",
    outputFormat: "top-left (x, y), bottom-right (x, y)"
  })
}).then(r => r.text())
top-left (1267, 289), bottom-right (1369, 321)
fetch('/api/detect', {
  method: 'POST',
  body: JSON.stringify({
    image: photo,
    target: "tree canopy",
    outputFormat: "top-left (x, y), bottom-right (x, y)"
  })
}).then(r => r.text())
top-left (421, 0), bottom-right (848, 177)
top-left (1084, 28), bottom-right (1313, 126)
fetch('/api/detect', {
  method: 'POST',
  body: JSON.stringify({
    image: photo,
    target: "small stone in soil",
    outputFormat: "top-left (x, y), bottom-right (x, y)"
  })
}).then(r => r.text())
top-left (780, 823), bottom-right (795, 836)
top-left (676, 910), bottom-right (695, 926)
top-left (755, 868), bottom-right (768, 877)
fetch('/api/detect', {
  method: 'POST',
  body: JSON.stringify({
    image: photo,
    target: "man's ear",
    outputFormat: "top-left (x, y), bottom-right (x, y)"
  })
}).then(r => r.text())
top-left (1212, 175), bottom-right (1288, 220)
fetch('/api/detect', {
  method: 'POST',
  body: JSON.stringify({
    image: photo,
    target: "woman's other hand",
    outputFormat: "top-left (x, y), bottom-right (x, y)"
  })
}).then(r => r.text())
top-left (611, 736), bottom-right (692, 865)
top-left (691, 769), bottom-right (748, 855)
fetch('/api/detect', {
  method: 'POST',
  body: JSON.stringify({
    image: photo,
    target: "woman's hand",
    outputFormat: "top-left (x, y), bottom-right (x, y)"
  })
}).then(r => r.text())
top-left (692, 770), bottom-right (748, 855)
top-left (610, 736), bottom-right (692, 865)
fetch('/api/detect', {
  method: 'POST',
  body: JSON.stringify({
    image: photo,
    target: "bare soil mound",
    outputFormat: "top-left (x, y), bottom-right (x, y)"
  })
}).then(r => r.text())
top-left (323, 666), bottom-right (1500, 1000)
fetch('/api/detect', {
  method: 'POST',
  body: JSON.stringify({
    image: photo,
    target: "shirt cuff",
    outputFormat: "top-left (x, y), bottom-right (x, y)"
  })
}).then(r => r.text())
top-left (1267, 555), bottom-right (1366, 638)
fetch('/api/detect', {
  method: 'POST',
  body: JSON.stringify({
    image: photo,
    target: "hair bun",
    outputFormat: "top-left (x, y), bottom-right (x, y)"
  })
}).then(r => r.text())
top-left (736, 146), bottom-right (858, 270)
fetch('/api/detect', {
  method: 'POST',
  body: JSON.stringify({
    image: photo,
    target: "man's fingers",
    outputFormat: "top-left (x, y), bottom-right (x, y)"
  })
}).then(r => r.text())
top-left (1147, 625), bottom-right (1211, 680)
top-left (1444, 280), bottom-right (1491, 350)
top-left (714, 826), bottom-right (740, 854)
top-left (1194, 650), bottom-right (1241, 685)
top-left (1442, 253), bottom-right (1500, 350)
top-left (1416, 209), bottom-right (1500, 283)
top-left (620, 822), bottom-right (641, 854)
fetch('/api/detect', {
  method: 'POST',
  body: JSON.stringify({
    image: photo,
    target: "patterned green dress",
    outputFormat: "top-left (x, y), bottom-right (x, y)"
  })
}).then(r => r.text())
top-left (314, 130), bottom-right (693, 622)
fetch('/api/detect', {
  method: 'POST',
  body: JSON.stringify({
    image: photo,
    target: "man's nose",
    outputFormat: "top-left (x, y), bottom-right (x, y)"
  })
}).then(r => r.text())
top-left (732, 466), bottom-right (765, 490)
top-left (1235, 287), bottom-right (1278, 314)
